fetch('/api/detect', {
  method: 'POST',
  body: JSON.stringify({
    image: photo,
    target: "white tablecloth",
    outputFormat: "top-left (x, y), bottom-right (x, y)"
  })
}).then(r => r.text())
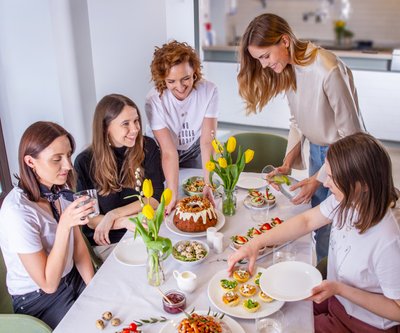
top-left (55, 169), bottom-right (314, 333)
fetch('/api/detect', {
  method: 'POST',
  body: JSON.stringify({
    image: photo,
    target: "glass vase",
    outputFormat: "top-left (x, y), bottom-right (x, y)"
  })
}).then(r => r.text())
top-left (222, 187), bottom-right (237, 216)
top-left (146, 248), bottom-right (165, 286)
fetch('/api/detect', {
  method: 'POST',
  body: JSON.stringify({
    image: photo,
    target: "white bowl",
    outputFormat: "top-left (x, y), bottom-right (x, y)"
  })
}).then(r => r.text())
top-left (172, 240), bottom-right (209, 266)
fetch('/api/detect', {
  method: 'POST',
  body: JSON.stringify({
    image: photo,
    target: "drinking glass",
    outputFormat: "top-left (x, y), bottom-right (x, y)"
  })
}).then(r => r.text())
top-left (255, 310), bottom-right (285, 333)
top-left (273, 243), bottom-right (297, 265)
top-left (73, 189), bottom-right (100, 218)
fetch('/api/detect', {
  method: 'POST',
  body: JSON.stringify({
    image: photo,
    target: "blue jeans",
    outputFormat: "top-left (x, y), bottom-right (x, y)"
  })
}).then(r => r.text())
top-left (309, 143), bottom-right (331, 263)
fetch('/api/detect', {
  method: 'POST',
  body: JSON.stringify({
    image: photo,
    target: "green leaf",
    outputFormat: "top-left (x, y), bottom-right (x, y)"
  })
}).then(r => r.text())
top-left (130, 216), bottom-right (151, 243)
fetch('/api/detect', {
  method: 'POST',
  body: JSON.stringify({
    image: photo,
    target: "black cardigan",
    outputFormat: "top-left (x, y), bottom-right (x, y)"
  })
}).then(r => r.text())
top-left (74, 136), bottom-right (165, 245)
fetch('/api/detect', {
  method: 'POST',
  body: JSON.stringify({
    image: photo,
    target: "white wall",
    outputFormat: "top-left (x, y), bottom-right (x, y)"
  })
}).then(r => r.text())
top-left (0, 0), bottom-right (195, 178)
top-left (0, 0), bottom-right (64, 178)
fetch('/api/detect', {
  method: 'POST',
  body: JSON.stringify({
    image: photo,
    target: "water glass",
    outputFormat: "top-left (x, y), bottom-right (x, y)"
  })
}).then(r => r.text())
top-left (273, 243), bottom-right (297, 265)
top-left (256, 310), bottom-right (285, 333)
top-left (73, 189), bottom-right (100, 218)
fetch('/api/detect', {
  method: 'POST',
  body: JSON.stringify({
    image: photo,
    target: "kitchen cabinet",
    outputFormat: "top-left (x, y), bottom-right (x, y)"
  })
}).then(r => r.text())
top-left (204, 61), bottom-right (400, 142)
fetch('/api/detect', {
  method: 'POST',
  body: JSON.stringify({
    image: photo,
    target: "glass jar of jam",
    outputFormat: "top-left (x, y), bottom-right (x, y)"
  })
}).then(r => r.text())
top-left (162, 290), bottom-right (186, 314)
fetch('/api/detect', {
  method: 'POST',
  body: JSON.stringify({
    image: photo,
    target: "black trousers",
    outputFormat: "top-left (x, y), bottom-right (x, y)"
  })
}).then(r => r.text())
top-left (12, 266), bottom-right (85, 329)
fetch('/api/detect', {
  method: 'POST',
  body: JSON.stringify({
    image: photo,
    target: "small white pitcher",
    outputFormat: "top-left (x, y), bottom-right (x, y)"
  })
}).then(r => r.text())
top-left (173, 270), bottom-right (198, 293)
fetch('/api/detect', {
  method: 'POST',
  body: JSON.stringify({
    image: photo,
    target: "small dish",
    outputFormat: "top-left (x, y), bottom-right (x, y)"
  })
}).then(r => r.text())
top-left (172, 240), bottom-right (209, 266)
top-left (113, 237), bottom-right (147, 266)
top-left (182, 176), bottom-right (221, 196)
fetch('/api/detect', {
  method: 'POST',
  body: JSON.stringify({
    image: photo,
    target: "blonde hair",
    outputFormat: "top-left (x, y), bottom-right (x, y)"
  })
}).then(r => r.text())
top-left (238, 13), bottom-right (317, 114)
top-left (150, 40), bottom-right (203, 95)
top-left (91, 94), bottom-right (144, 196)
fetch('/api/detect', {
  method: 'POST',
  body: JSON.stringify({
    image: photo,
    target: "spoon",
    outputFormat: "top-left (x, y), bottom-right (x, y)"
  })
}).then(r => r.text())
top-left (156, 287), bottom-right (173, 305)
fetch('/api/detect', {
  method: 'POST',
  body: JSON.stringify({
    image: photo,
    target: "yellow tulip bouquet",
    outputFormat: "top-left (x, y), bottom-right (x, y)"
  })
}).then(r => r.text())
top-left (206, 136), bottom-right (254, 215)
top-left (128, 179), bottom-right (173, 286)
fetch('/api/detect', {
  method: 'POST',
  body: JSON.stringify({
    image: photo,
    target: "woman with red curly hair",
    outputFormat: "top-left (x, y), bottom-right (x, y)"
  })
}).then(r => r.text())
top-left (145, 40), bottom-right (219, 214)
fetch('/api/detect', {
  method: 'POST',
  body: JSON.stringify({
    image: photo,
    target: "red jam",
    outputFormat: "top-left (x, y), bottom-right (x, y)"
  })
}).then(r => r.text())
top-left (162, 290), bottom-right (186, 314)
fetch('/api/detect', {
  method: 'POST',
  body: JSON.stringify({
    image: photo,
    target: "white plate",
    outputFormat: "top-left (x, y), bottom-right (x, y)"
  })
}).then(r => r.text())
top-left (259, 261), bottom-right (322, 301)
top-left (243, 195), bottom-right (276, 210)
top-left (207, 268), bottom-right (285, 319)
top-left (113, 237), bottom-right (147, 266)
top-left (159, 310), bottom-right (245, 333)
top-left (236, 175), bottom-right (268, 190)
top-left (165, 210), bottom-right (225, 237)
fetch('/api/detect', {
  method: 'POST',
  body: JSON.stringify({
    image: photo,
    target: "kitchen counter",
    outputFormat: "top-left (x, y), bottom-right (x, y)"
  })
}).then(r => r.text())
top-left (203, 45), bottom-right (397, 71)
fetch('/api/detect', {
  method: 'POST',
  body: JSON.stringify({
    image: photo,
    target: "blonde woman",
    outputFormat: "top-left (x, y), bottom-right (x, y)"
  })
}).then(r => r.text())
top-left (74, 94), bottom-right (164, 260)
top-left (238, 13), bottom-right (365, 262)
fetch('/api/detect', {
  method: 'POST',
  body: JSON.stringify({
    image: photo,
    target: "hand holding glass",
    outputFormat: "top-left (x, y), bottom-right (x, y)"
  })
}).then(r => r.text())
top-left (73, 189), bottom-right (100, 218)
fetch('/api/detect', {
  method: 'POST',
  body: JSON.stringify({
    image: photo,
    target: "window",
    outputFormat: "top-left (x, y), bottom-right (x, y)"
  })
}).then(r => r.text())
top-left (0, 119), bottom-right (12, 206)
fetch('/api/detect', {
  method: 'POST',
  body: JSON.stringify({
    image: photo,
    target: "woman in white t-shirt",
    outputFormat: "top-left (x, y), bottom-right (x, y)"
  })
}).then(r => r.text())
top-left (0, 121), bottom-right (94, 329)
top-left (228, 133), bottom-right (400, 332)
top-left (145, 40), bottom-right (219, 214)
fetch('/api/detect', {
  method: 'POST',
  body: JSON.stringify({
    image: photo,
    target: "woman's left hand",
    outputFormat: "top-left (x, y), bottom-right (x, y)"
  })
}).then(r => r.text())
top-left (290, 177), bottom-right (320, 205)
top-left (203, 185), bottom-right (216, 207)
top-left (307, 280), bottom-right (340, 304)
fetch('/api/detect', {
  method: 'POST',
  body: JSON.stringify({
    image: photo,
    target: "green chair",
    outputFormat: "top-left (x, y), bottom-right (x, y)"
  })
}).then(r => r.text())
top-left (0, 314), bottom-right (53, 333)
top-left (231, 132), bottom-right (288, 173)
top-left (0, 247), bottom-right (52, 332)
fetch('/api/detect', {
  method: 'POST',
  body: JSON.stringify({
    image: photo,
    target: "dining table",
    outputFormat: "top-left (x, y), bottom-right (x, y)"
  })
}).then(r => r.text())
top-left (54, 169), bottom-right (315, 333)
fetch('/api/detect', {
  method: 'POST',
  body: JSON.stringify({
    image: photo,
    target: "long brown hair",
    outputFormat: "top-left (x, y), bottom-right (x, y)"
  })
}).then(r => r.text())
top-left (17, 121), bottom-right (76, 202)
top-left (150, 40), bottom-right (203, 95)
top-left (91, 94), bottom-right (144, 196)
top-left (327, 132), bottom-right (398, 233)
top-left (238, 13), bottom-right (317, 114)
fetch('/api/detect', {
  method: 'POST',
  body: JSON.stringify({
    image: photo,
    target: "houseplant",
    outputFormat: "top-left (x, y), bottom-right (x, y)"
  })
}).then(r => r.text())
top-left (206, 136), bottom-right (254, 216)
top-left (129, 180), bottom-right (173, 286)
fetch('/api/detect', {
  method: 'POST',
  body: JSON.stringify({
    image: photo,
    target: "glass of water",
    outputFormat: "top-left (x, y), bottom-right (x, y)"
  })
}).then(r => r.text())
top-left (273, 243), bottom-right (297, 265)
top-left (73, 189), bottom-right (100, 218)
top-left (255, 310), bottom-right (285, 333)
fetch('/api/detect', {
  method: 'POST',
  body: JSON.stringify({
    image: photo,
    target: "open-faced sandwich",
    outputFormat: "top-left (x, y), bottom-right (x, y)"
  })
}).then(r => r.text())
top-left (265, 187), bottom-right (276, 205)
top-left (222, 291), bottom-right (240, 307)
top-left (243, 299), bottom-right (260, 313)
top-left (250, 196), bottom-right (265, 207)
top-left (259, 290), bottom-right (275, 303)
top-left (232, 268), bottom-right (250, 283)
top-left (254, 272), bottom-right (262, 287)
top-left (239, 283), bottom-right (257, 297)
top-left (230, 235), bottom-right (249, 249)
top-left (220, 279), bottom-right (238, 292)
top-left (248, 189), bottom-right (263, 197)
top-left (247, 227), bottom-right (262, 238)
top-left (271, 217), bottom-right (284, 227)
top-left (259, 222), bottom-right (272, 232)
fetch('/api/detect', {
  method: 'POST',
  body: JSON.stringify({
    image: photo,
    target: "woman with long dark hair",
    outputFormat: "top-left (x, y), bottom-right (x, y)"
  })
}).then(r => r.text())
top-left (228, 132), bottom-right (400, 332)
top-left (74, 94), bottom-right (164, 260)
top-left (0, 121), bottom-right (94, 329)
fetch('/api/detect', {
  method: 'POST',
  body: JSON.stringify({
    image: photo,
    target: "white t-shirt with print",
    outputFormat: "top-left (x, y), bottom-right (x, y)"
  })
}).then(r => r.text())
top-left (0, 187), bottom-right (74, 295)
top-left (145, 80), bottom-right (218, 151)
top-left (320, 195), bottom-right (400, 329)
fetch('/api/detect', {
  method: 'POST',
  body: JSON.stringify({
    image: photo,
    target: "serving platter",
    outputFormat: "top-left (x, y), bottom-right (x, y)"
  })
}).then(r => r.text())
top-left (165, 210), bottom-right (225, 238)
